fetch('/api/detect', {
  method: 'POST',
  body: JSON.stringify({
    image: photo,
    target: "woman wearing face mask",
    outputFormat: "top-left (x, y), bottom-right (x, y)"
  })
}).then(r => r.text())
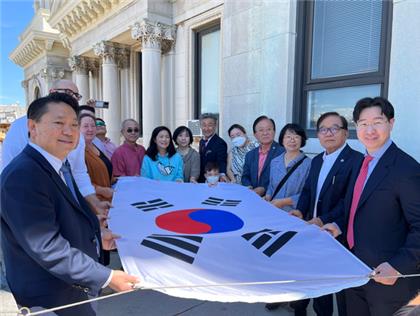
top-left (141, 126), bottom-right (184, 182)
top-left (173, 126), bottom-right (200, 183)
top-left (227, 124), bottom-right (259, 183)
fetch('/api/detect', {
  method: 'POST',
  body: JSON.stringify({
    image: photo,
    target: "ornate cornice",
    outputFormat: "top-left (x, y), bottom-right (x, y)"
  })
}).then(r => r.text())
top-left (131, 19), bottom-right (176, 53)
top-left (48, 0), bottom-right (131, 48)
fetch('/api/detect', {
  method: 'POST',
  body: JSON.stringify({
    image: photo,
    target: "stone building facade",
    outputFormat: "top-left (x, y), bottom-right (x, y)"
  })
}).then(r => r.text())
top-left (10, 0), bottom-right (420, 160)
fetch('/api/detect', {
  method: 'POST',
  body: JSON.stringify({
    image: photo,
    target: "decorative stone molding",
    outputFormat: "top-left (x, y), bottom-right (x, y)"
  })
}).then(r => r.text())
top-left (49, 0), bottom-right (128, 47)
top-left (68, 55), bottom-right (89, 73)
top-left (93, 41), bottom-right (118, 64)
top-left (131, 19), bottom-right (176, 54)
top-left (87, 58), bottom-right (100, 72)
top-left (39, 66), bottom-right (66, 80)
top-left (93, 41), bottom-right (130, 67)
top-left (118, 48), bottom-right (130, 69)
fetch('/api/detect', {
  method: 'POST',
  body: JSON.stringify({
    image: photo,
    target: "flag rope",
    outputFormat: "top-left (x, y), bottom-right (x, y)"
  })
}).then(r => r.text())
top-left (17, 273), bottom-right (420, 316)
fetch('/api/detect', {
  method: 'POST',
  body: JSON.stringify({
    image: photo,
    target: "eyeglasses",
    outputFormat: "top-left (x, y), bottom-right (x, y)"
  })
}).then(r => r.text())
top-left (54, 89), bottom-right (83, 101)
top-left (96, 121), bottom-right (106, 127)
top-left (317, 126), bottom-right (344, 135)
top-left (284, 135), bottom-right (301, 141)
top-left (126, 128), bottom-right (139, 133)
top-left (356, 120), bottom-right (388, 130)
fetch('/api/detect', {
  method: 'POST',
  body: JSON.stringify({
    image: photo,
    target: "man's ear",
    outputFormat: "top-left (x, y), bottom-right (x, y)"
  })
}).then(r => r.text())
top-left (27, 119), bottom-right (36, 139)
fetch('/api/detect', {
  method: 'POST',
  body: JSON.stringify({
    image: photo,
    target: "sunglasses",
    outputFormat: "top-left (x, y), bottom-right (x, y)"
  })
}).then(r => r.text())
top-left (96, 121), bottom-right (106, 127)
top-left (126, 128), bottom-right (139, 133)
top-left (54, 88), bottom-right (83, 101)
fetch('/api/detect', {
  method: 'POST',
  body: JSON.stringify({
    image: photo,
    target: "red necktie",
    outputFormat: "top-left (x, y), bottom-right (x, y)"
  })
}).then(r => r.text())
top-left (347, 155), bottom-right (373, 249)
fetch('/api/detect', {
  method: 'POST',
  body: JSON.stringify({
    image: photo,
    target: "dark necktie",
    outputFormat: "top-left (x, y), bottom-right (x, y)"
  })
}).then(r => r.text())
top-left (60, 160), bottom-right (79, 204)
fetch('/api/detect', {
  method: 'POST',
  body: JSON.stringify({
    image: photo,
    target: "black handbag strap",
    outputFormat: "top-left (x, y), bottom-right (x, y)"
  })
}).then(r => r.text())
top-left (270, 156), bottom-right (307, 201)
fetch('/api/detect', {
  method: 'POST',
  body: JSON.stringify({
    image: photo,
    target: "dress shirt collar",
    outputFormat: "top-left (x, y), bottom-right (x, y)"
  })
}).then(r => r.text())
top-left (28, 141), bottom-right (64, 175)
top-left (366, 138), bottom-right (392, 160)
top-left (322, 142), bottom-right (346, 162)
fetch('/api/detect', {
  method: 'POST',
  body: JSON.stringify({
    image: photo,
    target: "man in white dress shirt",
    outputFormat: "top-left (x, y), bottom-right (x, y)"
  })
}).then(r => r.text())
top-left (288, 112), bottom-right (363, 316)
top-left (1, 79), bottom-right (109, 215)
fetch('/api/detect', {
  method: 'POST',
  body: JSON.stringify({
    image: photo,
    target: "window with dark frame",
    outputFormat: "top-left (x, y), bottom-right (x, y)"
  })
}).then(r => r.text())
top-left (294, 1), bottom-right (392, 137)
top-left (194, 23), bottom-right (221, 119)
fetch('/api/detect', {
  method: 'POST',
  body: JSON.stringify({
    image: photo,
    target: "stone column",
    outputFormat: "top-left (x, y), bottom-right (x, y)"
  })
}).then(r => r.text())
top-left (131, 19), bottom-right (176, 144)
top-left (69, 56), bottom-right (89, 104)
top-left (94, 41), bottom-right (121, 144)
top-left (162, 46), bottom-right (176, 130)
top-left (119, 48), bottom-right (131, 121)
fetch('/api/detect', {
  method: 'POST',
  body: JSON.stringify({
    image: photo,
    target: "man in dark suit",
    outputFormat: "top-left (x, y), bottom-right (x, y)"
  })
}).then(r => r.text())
top-left (289, 112), bottom-right (363, 316)
top-left (1, 93), bottom-right (138, 315)
top-left (241, 115), bottom-right (284, 196)
top-left (324, 97), bottom-right (420, 316)
top-left (198, 113), bottom-right (228, 182)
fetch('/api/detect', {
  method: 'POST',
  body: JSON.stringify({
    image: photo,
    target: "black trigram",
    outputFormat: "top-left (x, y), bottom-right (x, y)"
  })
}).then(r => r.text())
top-left (242, 228), bottom-right (297, 257)
top-left (202, 196), bottom-right (241, 207)
top-left (131, 199), bottom-right (173, 212)
top-left (141, 234), bottom-right (203, 264)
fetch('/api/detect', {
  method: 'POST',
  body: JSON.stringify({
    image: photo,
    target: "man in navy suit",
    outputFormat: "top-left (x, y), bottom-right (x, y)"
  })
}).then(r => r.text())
top-left (241, 115), bottom-right (284, 196)
top-left (1, 93), bottom-right (138, 315)
top-left (198, 113), bottom-right (228, 182)
top-left (288, 112), bottom-right (362, 316)
top-left (324, 97), bottom-right (420, 316)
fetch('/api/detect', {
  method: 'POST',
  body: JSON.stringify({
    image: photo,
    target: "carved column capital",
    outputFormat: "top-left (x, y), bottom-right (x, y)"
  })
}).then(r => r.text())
top-left (93, 41), bottom-right (118, 64)
top-left (68, 55), bottom-right (89, 73)
top-left (39, 67), bottom-right (66, 80)
top-left (118, 47), bottom-right (130, 68)
top-left (131, 19), bottom-right (176, 53)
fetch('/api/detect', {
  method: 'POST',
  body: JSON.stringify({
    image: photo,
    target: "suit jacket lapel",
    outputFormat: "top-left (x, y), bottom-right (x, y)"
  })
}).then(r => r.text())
top-left (260, 142), bottom-right (278, 175)
top-left (310, 154), bottom-right (323, 201)
top-left (357, 143), bottom-right (396, 209)
top-left (318, 145), bottom-right (350, 199)
top-left (24, 146), bottom-right (95, 223)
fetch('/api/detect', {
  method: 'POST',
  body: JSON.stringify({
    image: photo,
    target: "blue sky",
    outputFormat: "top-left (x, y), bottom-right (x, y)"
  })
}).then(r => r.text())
top-left (1, 0), bottom-right (34, 106)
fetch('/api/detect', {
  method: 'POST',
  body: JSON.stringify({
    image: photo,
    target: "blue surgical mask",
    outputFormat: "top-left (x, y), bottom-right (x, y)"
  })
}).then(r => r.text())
top-left (232, 136), bottom-right (246, 147)
top-left (206, 175), bottom-right (219, 185)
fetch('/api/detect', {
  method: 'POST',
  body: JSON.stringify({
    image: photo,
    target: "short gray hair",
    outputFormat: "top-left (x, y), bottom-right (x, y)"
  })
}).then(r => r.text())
top-left (121, 119), bottom-right (139, 131)
top-left (199, 113), bottom-right (218, 123)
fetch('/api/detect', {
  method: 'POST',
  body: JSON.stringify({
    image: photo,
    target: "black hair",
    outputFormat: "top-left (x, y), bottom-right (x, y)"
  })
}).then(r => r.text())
top-left (96, 117), bottom-right (105, 123)
top-left (278, 123), bottom-right (307, 147)
top-left (228, 124), bottom-right (246, 136)
top-left (173, 126), bottom-right (193, 146)
top-left (27, 92), bottom-right (79, 122)
top-left (78, 105), bottom-right (95, 114)
top-left (78, 113), bottom-right (96, 124)
top-left (316, 112), bottom-right (348, 130)
top-left (146, 126), bottom-right (177, 161)
top-left (252, 115), bottom-right (276, 133)
top-left (204, 161), bottom-right (219, 173)
top-left (353, 97), bottom-right (395, 122)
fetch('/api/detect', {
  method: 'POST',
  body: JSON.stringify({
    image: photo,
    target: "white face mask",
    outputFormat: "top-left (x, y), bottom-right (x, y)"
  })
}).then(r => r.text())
top-left (231, 136), bottom-right (246, 147)
top-left (206, 175), bottom-right (219, 185)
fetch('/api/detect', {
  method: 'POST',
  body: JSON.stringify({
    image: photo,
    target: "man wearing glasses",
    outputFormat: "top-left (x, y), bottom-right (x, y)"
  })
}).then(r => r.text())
top-left (289, 112), bottom-right (363, 316)
top-left (1, 79), bottom-right (110, 216)
top-left (324, 98), bottom-right (420, 316)
top-left (111, 119), bottom-right (145, 177)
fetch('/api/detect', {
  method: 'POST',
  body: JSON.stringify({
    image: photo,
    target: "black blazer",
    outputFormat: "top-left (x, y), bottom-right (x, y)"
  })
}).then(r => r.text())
top-left (198, 133), bottom-right (228, 182)
top-left (297, 144), bottom-right (363, 224)
top-left (241, 141), bottom-right (284, 190)
top-left (1, 145), bottom-right (110, 312)
top-left (337, 142), bottom-right (420, 275)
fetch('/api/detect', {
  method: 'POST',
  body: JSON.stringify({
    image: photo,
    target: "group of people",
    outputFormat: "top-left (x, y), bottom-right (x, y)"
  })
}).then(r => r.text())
top-left (0, 78), bottom-right (418, 316)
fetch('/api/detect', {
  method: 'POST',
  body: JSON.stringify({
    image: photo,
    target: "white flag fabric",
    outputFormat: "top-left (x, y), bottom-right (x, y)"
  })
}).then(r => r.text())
top-left (110, 177), bottom-right (370, 303)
